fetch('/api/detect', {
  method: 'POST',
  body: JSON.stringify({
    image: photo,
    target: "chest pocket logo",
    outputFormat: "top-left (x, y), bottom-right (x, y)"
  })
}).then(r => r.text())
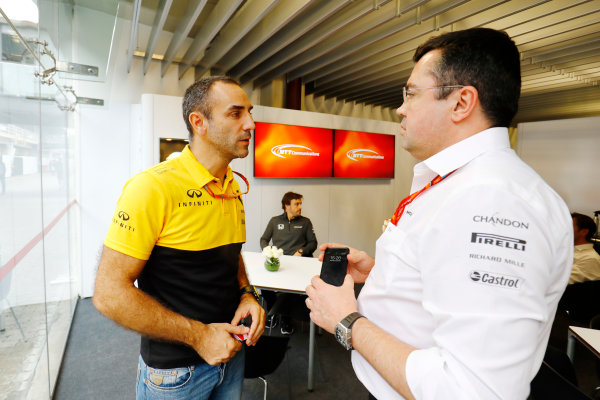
top-left (277, 224), bottom-right (284, 230)
top-left (187, 189), bottom-right (202, 198)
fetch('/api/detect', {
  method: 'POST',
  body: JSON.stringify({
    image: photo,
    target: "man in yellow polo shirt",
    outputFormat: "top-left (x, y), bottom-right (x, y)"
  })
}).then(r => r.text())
top-left (93, 76), bottom-right (265, 400)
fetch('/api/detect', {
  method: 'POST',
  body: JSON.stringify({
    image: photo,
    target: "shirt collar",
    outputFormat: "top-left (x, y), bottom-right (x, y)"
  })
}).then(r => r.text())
top-left (180, 145), bottom-right (233, 189)
top-left (411, 127), bottom-right (510, 192)
top-left (575, 243), bottom-right (595, 251)
top-left (281, 212), bottom-right (300, 222)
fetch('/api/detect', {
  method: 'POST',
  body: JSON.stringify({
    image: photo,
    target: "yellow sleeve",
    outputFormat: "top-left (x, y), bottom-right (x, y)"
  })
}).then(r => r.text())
top-left (104, 171), bottom-right (167, 260)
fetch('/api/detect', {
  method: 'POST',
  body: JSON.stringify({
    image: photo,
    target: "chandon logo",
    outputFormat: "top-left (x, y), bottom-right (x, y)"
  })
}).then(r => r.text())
top-left (187, 189), bottom-right (202, 198)
top-left (271, 144), bottom-right (320, 159)
top-left (118, 211), bottom-right (130, 221)
top-left (346, 149), bottom-right (384, 162)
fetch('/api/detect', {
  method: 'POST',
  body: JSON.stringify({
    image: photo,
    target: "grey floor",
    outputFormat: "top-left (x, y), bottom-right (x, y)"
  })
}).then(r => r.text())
top-left (53, 298), bottom-right (600, 400)
top-left (53, 298), bottom-right (368, 400)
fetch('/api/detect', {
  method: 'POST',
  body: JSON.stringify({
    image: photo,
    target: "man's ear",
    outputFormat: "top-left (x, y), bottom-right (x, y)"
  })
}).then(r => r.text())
top-left (450, 86), bottom-right (479, 123)
top-left (189, 111), bottom-right (207, 136)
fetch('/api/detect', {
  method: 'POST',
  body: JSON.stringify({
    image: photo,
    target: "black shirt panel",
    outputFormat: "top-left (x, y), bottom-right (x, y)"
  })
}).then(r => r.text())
top-left (138, 243), bottom-right (242, 368)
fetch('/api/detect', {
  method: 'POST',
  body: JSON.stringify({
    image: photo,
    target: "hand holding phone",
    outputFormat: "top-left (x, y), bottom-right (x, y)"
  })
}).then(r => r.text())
top-left (320, 247), bottom-right (349, 286)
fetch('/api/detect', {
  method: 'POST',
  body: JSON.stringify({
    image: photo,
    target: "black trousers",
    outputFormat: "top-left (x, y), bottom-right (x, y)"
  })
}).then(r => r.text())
top-left (368, 394), bottom-right (377, 400)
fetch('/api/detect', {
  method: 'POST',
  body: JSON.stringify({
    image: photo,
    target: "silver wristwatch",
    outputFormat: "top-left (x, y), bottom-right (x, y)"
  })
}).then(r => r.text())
top-left (335, 312), bottom-right (366, 350)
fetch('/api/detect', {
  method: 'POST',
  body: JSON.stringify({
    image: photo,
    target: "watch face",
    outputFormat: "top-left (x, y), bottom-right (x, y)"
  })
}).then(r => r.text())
top-left (335, 326), bottom-right (345, 345)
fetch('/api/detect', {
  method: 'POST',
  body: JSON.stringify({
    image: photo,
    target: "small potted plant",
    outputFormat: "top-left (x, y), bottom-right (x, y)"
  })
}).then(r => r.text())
top-left (262, 245), bottom-right (284, 271)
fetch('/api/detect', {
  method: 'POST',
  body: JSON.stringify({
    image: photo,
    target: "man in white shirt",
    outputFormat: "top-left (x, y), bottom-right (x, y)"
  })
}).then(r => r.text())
top-left (569, 212), bottom-right (600, 284)
top-left (305, 28), bottom-right (573, 400)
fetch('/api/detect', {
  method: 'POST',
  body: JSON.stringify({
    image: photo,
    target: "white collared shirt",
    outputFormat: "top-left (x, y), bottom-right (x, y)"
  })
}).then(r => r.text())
top-left (353, 127), bottom-right (573, 399)
top-left (569, 243), bottom-right (600, 284)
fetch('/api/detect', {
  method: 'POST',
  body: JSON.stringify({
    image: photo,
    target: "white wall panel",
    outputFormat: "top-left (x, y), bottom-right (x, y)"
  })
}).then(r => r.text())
top-left (517, 116), bottom-right (600, 217)
top-left (79, 103), bottom-right (132, 296)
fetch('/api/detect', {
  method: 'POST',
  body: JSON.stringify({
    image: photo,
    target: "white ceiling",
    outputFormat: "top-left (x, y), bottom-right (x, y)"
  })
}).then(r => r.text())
top-left (97, 0), bottom-right (600, 123)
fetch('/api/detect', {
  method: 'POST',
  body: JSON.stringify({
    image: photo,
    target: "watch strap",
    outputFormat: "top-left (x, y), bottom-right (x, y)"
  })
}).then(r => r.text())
top-left (240, 285), bottom-right (259, 300)
top-left (336, 312), bottom-right (366, 350)
top-left (341, 312), bottom-right (365, 329)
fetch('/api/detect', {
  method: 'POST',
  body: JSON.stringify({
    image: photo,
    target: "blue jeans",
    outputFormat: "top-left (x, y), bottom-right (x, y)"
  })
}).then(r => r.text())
top-left (136, 349), bottom-right (245, 400)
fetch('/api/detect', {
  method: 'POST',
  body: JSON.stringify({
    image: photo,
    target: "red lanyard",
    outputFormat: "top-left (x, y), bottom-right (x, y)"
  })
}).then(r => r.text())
top-left (390, 170), bottom-right (456, 226)
top-left (203, 171), bottom-right (249, 199)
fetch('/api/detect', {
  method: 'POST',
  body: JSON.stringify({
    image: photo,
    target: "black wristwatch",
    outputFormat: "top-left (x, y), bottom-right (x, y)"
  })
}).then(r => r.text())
top-left (335, 312), bottom-right (366, 350)
top-left (240, 285), bottom-right (259, 301)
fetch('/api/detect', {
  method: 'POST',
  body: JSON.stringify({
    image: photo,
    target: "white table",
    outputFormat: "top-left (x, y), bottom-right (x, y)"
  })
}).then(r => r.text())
top-left (566, 326), bottom-right (600, 362)
top-left (242, 251), bottom-right (321, 392)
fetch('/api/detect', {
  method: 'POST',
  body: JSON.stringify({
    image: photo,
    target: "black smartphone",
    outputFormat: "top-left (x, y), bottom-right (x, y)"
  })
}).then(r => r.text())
top-left (320, 247), bottom-right (350, 286)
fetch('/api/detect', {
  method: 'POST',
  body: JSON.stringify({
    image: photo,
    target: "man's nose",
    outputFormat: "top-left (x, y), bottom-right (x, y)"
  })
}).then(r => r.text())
top-left (396, 102), bottom-right (406, 117)
top-left (244, 113), bottom-right (255, 131)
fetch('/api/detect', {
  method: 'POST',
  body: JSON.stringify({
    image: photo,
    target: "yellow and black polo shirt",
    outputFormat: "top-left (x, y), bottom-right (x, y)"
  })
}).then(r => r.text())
top-left (105, 145), bottom-right (246, 368)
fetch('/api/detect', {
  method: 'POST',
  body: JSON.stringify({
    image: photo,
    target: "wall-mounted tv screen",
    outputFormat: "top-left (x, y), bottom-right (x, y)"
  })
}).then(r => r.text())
top-left (254, 122), bottom-right (333, 178)
top-left (333, 130), bottom-right (395, 178)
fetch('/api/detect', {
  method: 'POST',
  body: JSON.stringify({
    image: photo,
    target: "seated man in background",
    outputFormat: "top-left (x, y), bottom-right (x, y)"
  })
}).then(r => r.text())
top-left (260, 191), bottom-right (317, 257)
top-left (260, 192), bottom-right (317, 334)
top-left (569, 212), bottom-right (600, 284)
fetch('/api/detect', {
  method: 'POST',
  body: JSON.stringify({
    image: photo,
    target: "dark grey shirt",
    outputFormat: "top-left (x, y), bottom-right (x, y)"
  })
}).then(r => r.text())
top-left (260, 213), bottom-right (317, 257)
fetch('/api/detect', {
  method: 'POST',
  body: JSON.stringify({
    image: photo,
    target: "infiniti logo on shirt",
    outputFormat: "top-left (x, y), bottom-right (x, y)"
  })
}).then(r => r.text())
top-left (187, 189), bottom-right (202, 198)
top-left (113, 211), bottom-right (135, 231)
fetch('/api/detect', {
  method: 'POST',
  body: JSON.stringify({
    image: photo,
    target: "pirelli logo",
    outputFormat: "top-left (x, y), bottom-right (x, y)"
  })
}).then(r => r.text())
top-left (471, 233), bottom-right (526, 251)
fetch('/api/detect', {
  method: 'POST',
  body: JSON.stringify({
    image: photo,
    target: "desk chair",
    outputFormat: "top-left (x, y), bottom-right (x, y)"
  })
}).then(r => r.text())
top-left (530, 361), bottom-right (592, 400)
top-left (559, 280), bottom-right (600, 326)
top-left (244, 295), bottom-right (291, 400)
top-left (589, 314), bottom-right (600, 399)
top-left (244, 321), bottom-right (290, 400)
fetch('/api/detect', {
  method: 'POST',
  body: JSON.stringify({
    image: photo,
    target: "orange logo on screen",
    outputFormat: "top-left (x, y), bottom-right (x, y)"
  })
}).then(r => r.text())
top-left (271, 144), bottom-right (320, 158)
top-left (334, 130), bottom-right (394, 178)
top-left (254, 122), bottom-right (333, 177)
top-left (346, 149), bottom-right (384, 162)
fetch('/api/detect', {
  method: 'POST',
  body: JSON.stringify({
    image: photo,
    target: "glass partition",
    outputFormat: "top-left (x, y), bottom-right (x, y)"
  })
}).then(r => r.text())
top-left (0, 1), bottom-right (84, 398)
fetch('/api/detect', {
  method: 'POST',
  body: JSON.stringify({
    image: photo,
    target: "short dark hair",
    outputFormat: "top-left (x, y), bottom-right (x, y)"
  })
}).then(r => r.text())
top-left (281, 192), bottom-right (302, 211)
top-left (572, 212), bottom-right (597, 242)
top-left (182, 76), bottom-right (241, 139)
top-left (413, 28), bottom-right (521, 127)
